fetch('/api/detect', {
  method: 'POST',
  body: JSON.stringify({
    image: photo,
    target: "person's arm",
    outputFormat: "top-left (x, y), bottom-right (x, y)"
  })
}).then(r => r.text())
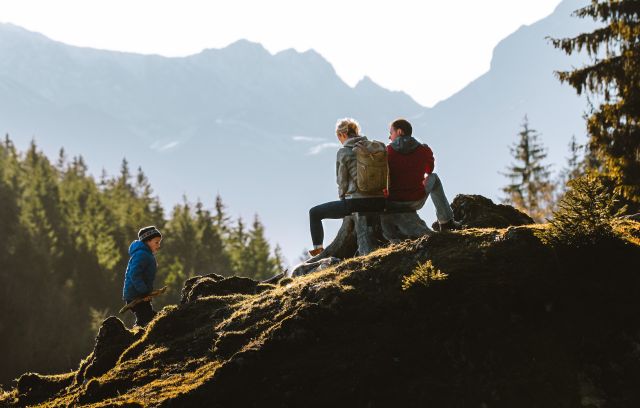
top-left (129, 252), bottom-right (151, 295)
top-left (336, 148), bottom-right (350, 198)
top-left (424, 145), bottom-right (435, 175)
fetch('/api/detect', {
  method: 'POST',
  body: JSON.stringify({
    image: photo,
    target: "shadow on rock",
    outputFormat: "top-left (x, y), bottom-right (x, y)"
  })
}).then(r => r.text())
top-left (441, 194), bottom-right (535, 229)
top-left (74, 316), bottom-right (138, 386)
top-left (182, 274), bottom-right (272, 303)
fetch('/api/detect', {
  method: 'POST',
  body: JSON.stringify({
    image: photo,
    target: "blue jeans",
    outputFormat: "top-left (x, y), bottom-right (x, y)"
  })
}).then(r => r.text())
top-left (309, 197), bottom-right (386, 246)
top-left (386, 173), bottom-right (454, 223)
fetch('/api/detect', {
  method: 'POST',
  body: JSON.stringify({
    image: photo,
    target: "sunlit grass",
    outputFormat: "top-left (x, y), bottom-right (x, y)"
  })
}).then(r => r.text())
top-left (13, 220), bottom-right (640, 407)
top-left (402, 260), bottom-right (448, 290)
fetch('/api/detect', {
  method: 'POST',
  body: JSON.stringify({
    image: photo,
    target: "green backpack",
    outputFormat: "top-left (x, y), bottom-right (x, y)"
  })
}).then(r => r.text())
top-left (353, 140), bottom-right (388, 195)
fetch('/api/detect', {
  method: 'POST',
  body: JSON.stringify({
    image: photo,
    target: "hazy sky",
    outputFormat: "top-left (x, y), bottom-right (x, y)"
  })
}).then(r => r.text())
top-left (0, 0), bottom-right (562, 107)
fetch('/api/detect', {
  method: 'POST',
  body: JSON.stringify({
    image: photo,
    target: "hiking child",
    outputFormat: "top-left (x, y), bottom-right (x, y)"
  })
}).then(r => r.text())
top-left (386, 118), bottom-right (461, 231)
top-left (122, 226), bottom-right (162, 327)
top-left (308, 118), bottom-right (387, 256)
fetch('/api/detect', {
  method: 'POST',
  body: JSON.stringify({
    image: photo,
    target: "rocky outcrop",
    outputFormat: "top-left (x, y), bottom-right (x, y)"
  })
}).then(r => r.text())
top-left (293, 194), bottom-right (534, 277)
top-left (11, 317), bottom-right (137, 407)
top-left (291, 257), bottom-right (342, 278)
top-left (181, 274), bottom-right (272, 303)
top-left (447, 194), bottom-right (534, 228)
top-left (291, 210), bottom-right (434, 277)
top-left (14, 372), bottom-right (74, 406)
top-left (74, 317), bottom-right (137, 386)
top-left (180, 273), bottom-right (225, 303)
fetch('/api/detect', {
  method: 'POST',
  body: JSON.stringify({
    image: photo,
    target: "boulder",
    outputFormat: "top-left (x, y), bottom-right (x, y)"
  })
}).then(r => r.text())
top-left (15, 372), bottom-right (74, 406)
top-left (182, 276), bottom-right (262, 303)
top-left (74, 316), bottom-right (136, 385)
top-left (180, 273), bottom-right (225, 303)
top-left (291, 257), bottom-right (342, 278)
top-left (295, 194), bottom-right (532, 277)
top-left (444, 194), bottom-right (534, 228)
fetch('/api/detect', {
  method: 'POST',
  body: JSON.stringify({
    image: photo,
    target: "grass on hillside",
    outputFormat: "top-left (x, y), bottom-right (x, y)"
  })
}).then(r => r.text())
top-left (4, 220), bottom-right (640, 407)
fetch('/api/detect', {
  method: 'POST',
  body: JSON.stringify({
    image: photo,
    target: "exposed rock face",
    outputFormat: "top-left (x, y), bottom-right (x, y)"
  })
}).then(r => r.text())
top-left (293, 194), bottom-right (533, 277)
top-left (291, 211), bottom-right (434, 277)
top-left (182, 275), bottom-right (268, 303)
top-left (448, 194), bottom-right (534, 228)
top-left (74, 316), bottom-right (137, 386)
top-left (15, 372), bottom-right (74, 406)
top-left (291, 257), bottom-right (342, 278)
top-left (180, 273), bottom-right (225, 303)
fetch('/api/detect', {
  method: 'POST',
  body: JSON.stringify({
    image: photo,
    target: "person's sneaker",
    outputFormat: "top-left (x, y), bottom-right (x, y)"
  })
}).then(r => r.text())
top-left (439, 219), bottom-right (463, 232)
top-left (308, 247), bottom-right (324, 257)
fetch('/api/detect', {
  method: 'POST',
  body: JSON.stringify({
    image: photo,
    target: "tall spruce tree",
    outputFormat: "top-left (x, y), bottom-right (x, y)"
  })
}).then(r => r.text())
top-left (552, 0), bottom-right (640, 211)
top-left (502, 116), bottom-right (554, 222)
top-left (213, 193), bottom-right (232, 237)
top-left (193, 200), bottom-right (231, 276)
top-left (273, 244), bottom-right (287, 273)
top-left (556, 135), bottom-right (587, 199)
top-left (227, 217), bottom-right (249, 277)
top-left (244, 215), bottom-right (277, 281)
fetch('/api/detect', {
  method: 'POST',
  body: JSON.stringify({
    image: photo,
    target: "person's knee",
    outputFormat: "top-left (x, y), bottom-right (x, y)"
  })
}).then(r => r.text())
top-left (309, 206), bottom-right (320, 219)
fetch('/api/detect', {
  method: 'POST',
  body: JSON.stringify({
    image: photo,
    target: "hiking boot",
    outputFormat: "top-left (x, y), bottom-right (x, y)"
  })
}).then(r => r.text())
top-left (439, 219), bottom-right (463, 232)
top-left (308, 247), bottom-right (324, 257)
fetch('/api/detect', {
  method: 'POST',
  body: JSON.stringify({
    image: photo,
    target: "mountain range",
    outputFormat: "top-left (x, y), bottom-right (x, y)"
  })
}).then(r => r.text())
top-left (0, 0), bottom-right (596, 262)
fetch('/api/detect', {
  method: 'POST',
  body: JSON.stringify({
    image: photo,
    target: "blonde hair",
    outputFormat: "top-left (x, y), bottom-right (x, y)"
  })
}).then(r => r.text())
top-left (335, 118), bottom-right (360, 138)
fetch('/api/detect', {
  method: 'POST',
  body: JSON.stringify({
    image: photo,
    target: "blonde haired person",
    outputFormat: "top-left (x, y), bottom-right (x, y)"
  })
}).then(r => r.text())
top-left (307, 118), bottom-right (386, 256)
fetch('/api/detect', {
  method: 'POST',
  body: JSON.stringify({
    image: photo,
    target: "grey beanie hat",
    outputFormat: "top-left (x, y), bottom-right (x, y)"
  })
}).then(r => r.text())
top-left (138, 226), bottom-right (162, 242)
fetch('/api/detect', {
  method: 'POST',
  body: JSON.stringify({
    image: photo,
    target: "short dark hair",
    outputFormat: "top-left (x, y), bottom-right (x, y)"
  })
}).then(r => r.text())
top-left (391, 118), bottom-right (412, 137)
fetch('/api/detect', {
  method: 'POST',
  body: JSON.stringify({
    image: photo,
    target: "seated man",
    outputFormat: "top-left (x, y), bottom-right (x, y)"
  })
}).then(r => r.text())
top-left (386, 118), bottom-right (461, 231)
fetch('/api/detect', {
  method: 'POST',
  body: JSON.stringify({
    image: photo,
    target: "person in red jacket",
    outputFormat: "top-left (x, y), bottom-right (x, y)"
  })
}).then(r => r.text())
top-left (386, 118), bottom-right (461, 231)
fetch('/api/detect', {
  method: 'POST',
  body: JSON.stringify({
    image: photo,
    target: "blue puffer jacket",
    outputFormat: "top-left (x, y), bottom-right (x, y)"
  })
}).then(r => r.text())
top-left (122, 240), bottom-right (157, 303)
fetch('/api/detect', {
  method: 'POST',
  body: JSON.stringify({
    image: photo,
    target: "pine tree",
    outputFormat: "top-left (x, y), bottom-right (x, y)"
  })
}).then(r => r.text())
top-left (103, 158), bottom-right (164, 249)
top-left (20, 141), bottom-right (67, 263)
top-left (272, 244), bottom-right (287, 273)
top-left (547, 175), bottom-right (621, 247)
top-left (552, 0), bottom-right (640, 211)
top-left (55, 148), bottom-right (67, 171)
top-left (193, 200), bottom-right (231, 276)
top-left (0, 141), bottom-right (20, 269)
top-left (163, 199), bottom-right (198, 276)
top-left (134, 166), bottom-right (164, 222)
top-left (227, 217), bottom-right (249, 277)
top-left (556, 135), bottom-right (587, 198)
top-left (159, 200), bottom-right (196, 300)
top-left (244, 215), bottom-right (277, 281)
top-left (502, 116), bottom-right (555, 222)
top-left (213, 193), bottom-right (232, 238)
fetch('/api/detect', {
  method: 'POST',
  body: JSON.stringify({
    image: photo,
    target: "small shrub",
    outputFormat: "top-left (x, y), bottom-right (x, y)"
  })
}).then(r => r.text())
top-left (402, 261), bottom-right (448, 290)
top-left (546, 175), bottom-right (622, 247)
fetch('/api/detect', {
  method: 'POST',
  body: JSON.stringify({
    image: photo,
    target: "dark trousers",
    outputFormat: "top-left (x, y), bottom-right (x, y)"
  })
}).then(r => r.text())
top-left (309, 197), bottom-right (386, 246)
top-left (130, 300), bottom-right (156, 327)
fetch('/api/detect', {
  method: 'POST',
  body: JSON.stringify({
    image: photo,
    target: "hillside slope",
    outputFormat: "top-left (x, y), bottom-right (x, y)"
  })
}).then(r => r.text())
top-left (2, 214), bottom-right (640, 407)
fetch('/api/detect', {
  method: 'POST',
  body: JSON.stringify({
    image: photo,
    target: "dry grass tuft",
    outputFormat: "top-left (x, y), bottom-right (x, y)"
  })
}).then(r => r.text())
top-left (402, 260), bottom-right (448, 290)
